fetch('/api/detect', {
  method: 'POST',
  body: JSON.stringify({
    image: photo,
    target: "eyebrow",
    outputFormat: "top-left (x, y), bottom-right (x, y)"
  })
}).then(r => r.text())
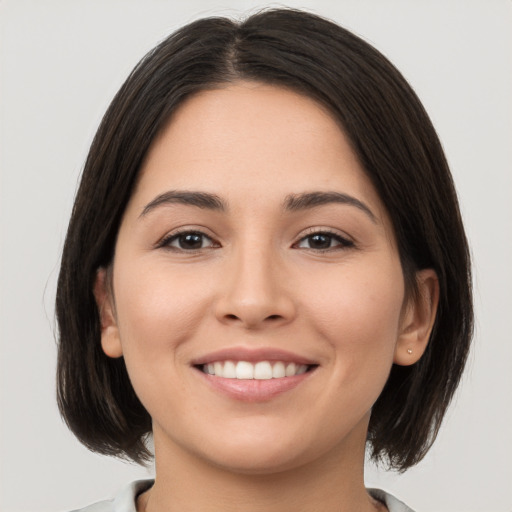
top-left (283, 191), bottom-right (377, 223)
top-left (140, 189), bottom-right (376, 223)
top-left (140, 190), bottom-right (226, 217)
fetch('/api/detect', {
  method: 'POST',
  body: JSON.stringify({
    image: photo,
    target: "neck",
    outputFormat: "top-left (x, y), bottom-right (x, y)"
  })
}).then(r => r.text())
top-left (140, 417), bottom-right (384, 512)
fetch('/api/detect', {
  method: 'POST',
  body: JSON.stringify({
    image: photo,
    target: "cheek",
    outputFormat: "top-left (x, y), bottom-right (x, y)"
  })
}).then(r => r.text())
top-left (112, 258), bottom-right (212, 359)
top-left (304, 260), bottom-right (405, 370)
top-left (110, 258), bottom-right (215, 415)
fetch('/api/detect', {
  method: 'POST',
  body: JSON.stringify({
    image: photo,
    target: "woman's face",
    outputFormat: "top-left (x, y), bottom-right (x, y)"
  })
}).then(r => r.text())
top-left (98, 82), bottom-right (424, 474)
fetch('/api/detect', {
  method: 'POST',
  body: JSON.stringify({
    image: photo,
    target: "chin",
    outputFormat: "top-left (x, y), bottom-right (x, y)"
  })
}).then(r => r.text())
top-left (184, 418), bottom-right (317, 475)
top-left (188, 417), bottom-right (346, 476)
top-left (202, 442), bottom-right (309, 476)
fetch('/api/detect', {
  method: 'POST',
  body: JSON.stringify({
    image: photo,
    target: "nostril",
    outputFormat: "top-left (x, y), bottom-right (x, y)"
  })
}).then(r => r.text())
top-left (222, 313), bottom-right (284, 325)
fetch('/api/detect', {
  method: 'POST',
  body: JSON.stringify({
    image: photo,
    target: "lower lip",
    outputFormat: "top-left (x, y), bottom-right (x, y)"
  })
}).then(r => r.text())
top-left (195, 368), bottom-right (315, 402)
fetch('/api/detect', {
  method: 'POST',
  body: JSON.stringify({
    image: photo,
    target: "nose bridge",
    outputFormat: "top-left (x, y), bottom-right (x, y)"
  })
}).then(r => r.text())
top-left (216, 235), bottom-right (294, 327)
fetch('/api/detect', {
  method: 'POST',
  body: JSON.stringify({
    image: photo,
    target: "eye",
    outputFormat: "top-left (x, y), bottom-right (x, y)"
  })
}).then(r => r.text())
top-left (295, 231), bottom-right (354, 251)
top-left (160, 231), bottom-right (218, 251)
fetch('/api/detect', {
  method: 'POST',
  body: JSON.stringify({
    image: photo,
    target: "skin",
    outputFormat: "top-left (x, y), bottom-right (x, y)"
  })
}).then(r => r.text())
top-left (95, 82), bottom-right (438, 512)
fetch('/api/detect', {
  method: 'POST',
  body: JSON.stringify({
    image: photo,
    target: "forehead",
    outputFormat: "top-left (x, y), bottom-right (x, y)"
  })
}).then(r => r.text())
top-left (133, 82), bottom-right (387, 221)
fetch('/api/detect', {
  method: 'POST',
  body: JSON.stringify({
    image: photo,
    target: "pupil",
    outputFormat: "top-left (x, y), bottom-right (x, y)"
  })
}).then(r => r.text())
top-left (180, 233), bottom-right (202, 249)
top-left (310, 234), bottom-right (331, 249)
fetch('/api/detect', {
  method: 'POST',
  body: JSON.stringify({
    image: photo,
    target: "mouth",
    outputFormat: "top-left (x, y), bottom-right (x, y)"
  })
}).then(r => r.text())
top-left (191, 348), bottom-right (318, 401)
top-left (197, 360), bottom-right (315, 380)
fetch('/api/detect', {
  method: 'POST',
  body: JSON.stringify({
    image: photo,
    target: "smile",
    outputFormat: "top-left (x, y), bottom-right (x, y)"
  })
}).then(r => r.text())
top-left (201, 360), bottom-right (310, 379)
top-left (192, 347), bottom-right (318, 401)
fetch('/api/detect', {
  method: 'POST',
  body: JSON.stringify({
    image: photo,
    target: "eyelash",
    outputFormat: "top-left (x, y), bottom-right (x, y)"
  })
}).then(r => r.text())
top-left (157, 228), bottom-right (355, 253)
top-left (293, 229), bottom-right (354, 252)
top-left (157, 229), bottom-right (218, 252)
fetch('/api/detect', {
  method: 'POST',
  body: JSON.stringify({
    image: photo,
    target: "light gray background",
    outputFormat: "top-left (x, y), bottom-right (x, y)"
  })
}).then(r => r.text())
top-left (1, 1), bottom-right (511, 511)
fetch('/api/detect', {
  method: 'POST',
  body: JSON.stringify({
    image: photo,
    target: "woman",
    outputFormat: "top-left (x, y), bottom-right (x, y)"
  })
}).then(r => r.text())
top-left (56, 8), bottom-right (473, 512)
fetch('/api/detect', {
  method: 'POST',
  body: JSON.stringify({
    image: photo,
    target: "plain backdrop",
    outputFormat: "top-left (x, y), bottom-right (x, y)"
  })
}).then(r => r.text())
top-left (1, 1), bottom-right (511, 511)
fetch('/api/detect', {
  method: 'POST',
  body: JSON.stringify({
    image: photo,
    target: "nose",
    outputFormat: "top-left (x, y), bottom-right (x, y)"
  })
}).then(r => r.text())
top-left (214, 244), bottom-right (296, 329)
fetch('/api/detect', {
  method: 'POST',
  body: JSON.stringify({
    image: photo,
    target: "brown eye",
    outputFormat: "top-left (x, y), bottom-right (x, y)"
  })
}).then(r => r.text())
top-left (164, 231), bottom-right (216, 250)
top-left (306, 234), bottom-right (334, 249)
top-left (296, 232), bottom-right (353, 250)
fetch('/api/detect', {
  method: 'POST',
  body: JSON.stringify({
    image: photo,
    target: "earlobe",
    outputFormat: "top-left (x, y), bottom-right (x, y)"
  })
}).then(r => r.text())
top-left (394, 269), bottom-right (439, 366)
top-left (93, 267), bottom-right (124, 358)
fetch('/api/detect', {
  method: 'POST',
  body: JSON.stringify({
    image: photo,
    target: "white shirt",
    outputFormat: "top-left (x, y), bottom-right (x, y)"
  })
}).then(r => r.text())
top-left (70, 480), bottom-right (414, 512)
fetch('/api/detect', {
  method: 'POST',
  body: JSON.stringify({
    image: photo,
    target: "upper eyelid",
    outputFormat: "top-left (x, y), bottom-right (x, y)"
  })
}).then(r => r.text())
top-left (159, 224), bottom-right (215, 236)
top-left (295, 227), bottom-right (353, 242)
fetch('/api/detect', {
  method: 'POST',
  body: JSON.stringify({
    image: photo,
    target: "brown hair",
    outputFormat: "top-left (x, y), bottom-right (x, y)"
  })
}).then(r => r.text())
top-left (56, 8), bottom-right (473, 470)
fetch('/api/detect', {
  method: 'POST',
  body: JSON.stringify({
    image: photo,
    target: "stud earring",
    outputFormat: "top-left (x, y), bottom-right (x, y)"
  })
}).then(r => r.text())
top-left (407, 348), bottom-right (413, 354)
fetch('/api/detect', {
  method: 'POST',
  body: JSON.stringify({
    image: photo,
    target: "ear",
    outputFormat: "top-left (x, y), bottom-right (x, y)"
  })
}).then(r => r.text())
top-left (394, 269), bottom-right (439, 366)
top-left (93, 267), bottom-right (123, 358)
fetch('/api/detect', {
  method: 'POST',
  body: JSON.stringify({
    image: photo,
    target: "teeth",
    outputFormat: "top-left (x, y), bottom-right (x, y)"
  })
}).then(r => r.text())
top-left (285, 363), bottom-right (296, 377)
top-left (202, 360), bottom-right (309, 379)
top-left (236, 361), bottom-right (254, 379)
top-left (272, 361), bottom-right (286, 378)
top-left (254, 361), bottom-right (272, 380)
top-left (296, 364), bottom-right (307, 375)
top-left (223, 360), bottom-right (236, 378)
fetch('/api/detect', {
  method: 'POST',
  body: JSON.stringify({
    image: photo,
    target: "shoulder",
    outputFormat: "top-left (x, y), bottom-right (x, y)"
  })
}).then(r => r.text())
top-left (68, 480), bottom-right (154, 512)
top-left (367, 488), bottom-right (416, 512)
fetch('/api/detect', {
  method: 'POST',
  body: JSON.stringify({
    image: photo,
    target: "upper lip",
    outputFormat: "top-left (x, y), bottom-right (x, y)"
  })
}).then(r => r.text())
top-left (190, 346), bottom-right (318, 366)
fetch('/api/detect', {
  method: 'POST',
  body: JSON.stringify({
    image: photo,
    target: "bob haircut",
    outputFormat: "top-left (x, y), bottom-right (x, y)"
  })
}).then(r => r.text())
top-left (56, 8), bottom-right (473, 471)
